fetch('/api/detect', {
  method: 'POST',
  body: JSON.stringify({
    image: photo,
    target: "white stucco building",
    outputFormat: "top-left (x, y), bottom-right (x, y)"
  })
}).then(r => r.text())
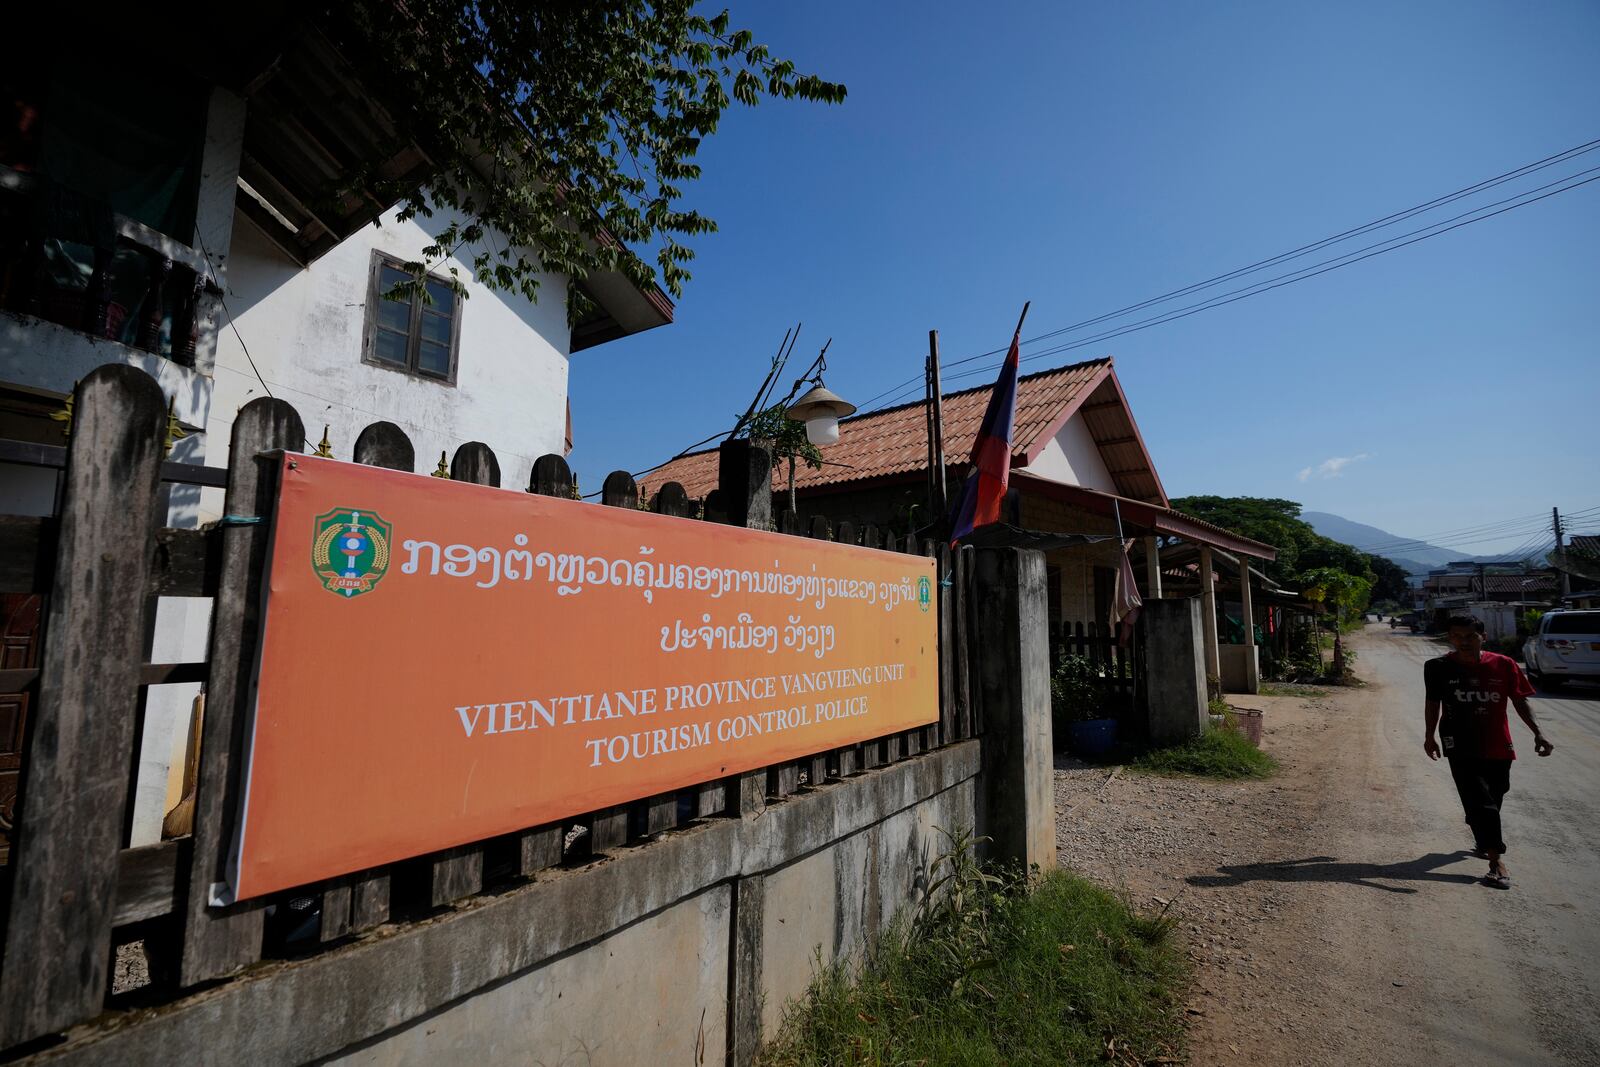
top-left (0, 26), bottom-right (671, 846)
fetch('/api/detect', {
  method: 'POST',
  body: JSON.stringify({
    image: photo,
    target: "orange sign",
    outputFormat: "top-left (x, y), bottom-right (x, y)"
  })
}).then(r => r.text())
top-left (224, 455), bottom-right (938, 901)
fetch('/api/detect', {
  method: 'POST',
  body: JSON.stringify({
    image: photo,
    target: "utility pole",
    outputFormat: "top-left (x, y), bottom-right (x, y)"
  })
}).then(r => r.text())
top-left (926, 330), bottom-right (948, 520)
top-left (1553, 506), bottom-right (1571, 598)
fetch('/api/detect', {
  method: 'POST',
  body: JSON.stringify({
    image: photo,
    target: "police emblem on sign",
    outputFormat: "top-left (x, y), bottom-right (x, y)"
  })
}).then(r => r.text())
top-left (311, 509), bottom-right (392, 598)
top-left (918, 575), bottom-right (932, 613)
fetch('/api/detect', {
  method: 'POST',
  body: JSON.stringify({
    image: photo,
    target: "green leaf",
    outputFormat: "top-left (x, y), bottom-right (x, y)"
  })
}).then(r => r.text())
top-left (330, 1), bottom-right (844, 303)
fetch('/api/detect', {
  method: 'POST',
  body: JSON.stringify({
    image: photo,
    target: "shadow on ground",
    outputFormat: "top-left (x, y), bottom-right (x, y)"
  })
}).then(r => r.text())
top-left (1186, 851), bottom-right (1484, 894)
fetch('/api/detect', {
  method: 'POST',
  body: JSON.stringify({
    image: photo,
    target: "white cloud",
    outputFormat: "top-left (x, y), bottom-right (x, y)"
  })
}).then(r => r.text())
top-left (1298, 453), bottom-right (1371, 481)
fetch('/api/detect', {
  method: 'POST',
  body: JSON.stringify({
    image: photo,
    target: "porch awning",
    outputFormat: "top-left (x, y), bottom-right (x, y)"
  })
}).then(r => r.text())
top-left (1009, 472), bottom-right (1277, 560)
top-left (956, 524), bottom-right (1117, 552)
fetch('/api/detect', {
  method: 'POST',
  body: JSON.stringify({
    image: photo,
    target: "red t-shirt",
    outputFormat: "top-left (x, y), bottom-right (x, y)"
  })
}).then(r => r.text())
top-left (1424, 651), bottom-right (1535, 760)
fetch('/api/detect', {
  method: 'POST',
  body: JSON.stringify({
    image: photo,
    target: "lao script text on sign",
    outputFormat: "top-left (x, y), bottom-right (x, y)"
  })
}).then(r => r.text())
top-left (226, 456), bottom-right (938, 900)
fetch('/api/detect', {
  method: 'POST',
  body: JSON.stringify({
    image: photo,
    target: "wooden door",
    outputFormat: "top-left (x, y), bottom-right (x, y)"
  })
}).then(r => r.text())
top-left (0, 594), bottom-right (42, 865)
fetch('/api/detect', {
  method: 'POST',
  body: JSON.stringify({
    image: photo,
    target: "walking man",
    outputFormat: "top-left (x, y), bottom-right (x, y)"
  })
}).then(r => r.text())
top-left (1423, 615), bottom-right (1553, 889)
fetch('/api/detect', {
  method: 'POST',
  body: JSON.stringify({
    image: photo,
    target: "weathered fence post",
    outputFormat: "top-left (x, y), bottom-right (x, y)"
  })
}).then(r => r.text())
top-left (956, 545), bottom-right (977, 737)
top-left (0, 367), bottom-right (167, 1046)
top-left (340, 422), bottom-right (419, 921)
top-left (921, 537), bottom-right (940, 748)
top-left (727, 873), bottom-right (766, 1067)
top-left (717, 438), bottom-right (772, 531)
top-left (522, 455), bottom-right (585, 866)
top-left (650, 482), bottom-right (726, 819)
top-left (352, 421), bottom-right (413, 473)
top-left (180, 396), bottom-right (305, 986)
top-left (651, 481), bottom-right (690, 519)
top-left (935, 541), bottom-right (957, 743)
top-left (414, 441), bottom-right (510, 909)
top-left (791, 516), bottom-right (831, 791)
top-left (971, 547), bottom-right (1056, 873)
top-left (529, 453), bottom-right (571, 498)
top-left (718, 439), bottom-right (774, 817)
top-left (450, 441), bottom-right (501, 487)
top-left (596, 470), bottom-right (653, 847)
top-left (712, 442), bottom-right (779, 1064)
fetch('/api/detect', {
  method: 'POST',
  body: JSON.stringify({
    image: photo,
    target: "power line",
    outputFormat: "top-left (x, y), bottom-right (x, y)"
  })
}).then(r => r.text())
top-left (1367, 524), bottom-right (1577, 561)
top-left (1359, 506), bottom-right (1600, 554)
top-left (1358, 523), bottom-right (1553, 557)
top-left (908, 166), bottom-right (1600, 403)
top-left (1353, 506), bottom-right (1600, 554)
top-left (850, 137), bottom-right (1600, 415)
top-left (950, 137), bottom-right (1600, 377)
top-left (1489, 528), bottom-right (1557, 563)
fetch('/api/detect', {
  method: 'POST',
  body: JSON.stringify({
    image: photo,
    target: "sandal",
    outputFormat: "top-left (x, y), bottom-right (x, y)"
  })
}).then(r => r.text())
top-left (1482, 872), bottom-right (1511, 890)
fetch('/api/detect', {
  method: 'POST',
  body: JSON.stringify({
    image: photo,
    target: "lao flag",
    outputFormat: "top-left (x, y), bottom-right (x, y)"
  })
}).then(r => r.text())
top-left (949, 325), bottom-right (1022, 545)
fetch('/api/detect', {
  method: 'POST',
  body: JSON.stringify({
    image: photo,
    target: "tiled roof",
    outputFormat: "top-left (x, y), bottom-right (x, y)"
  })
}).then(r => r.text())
top-left (641, 358), bottom-right (1115, 500)
top-left (1481, 574), bottom-right (1559, 594)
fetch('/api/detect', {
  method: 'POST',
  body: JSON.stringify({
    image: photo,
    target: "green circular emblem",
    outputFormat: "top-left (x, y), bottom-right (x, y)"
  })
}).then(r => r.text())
top-left (311, 508), bottom-right (393, 598)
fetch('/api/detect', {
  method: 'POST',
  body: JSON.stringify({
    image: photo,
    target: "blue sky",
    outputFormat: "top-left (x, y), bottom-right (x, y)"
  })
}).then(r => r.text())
top-left (569, 0), bottom-right (1600, 558)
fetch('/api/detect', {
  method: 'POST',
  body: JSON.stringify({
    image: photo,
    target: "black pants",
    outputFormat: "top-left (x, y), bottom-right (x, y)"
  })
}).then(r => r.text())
top-left (1448, 757), bottom-right (1512, 855)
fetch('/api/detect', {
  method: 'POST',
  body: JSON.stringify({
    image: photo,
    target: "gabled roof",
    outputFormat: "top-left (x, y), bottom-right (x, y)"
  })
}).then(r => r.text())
top-left (641, 357), bottom-right (1167, 505)
top-left (227, 23), bottom-right (672, 351)
top-left (1480, 574), bottom-right (1559, 595)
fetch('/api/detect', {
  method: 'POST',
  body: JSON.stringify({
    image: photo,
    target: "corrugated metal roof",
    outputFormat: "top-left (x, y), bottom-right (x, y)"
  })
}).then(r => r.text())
top-left (642, 357), bottom-right (1133, 500)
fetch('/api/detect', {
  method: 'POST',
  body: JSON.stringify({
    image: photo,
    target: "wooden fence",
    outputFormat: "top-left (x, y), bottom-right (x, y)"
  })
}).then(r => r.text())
top-left (1047, 618), bottom-right (1146, 722)
top-left (0, 365), bottom-right (980, 1051)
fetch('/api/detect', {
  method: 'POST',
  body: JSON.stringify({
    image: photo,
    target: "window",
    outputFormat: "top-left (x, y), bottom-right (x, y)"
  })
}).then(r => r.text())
top-left (363, 253), bottom-right (461, 382)
top-left (1547, 612), bottom-right (1600, 635)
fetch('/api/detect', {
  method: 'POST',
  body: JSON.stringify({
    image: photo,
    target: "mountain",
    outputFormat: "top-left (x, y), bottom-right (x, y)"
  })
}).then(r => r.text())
top-left (1300, 512), bottom-right (1532, 575)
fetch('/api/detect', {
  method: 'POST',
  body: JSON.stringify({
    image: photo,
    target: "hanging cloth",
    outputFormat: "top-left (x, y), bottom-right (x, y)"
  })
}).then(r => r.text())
top-left (1111, 500), bottom-right (1143, 646)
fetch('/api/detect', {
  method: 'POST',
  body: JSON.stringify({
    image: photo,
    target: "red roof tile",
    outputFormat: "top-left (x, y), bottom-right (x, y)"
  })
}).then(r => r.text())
top-left (641, 358), bottom-right (1115, 500)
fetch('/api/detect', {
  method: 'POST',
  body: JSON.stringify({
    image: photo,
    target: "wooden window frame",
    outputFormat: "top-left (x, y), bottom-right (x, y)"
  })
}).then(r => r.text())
top-left (361, 251), bottom-right (463, 385)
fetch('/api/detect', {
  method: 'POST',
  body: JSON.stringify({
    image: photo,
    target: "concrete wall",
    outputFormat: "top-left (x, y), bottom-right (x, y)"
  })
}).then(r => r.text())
top-left (32, 745), bottom-right (982, 1067)
top-left (1022, 413), bottom-right (1118, 492)
top-left (1143, 597), bottom-right (1208, 745)
top-left (758, 771), bottom-right (974, 1037)
top-left (328, 885), bottom-right (734, 1067)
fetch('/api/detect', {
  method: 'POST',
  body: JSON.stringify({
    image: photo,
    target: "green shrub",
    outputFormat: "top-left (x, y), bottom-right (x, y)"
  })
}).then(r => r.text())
top-left (1050, 652), bottom-right (1106, 727)
top-left (1267, 626), bottom-right (1325, 682)
top-left (1132, 724), bottom-right (1278, 780)
top-left (1485, 636), bottom-right (1523, 657)
top-left (760, 833), bottom-right (1187, 1066)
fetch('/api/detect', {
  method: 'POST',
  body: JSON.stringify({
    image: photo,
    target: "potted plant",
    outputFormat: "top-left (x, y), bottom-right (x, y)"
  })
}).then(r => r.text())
top-left (1051, 652), bottom-right (1117, 756)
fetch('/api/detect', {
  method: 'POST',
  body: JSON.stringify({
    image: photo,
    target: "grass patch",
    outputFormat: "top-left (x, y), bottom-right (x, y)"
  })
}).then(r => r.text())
top-left (1131, 724), bottom-right (1278, 780)
top-left (760, 839), bottom-right (1187, 1066)
top-left (1258, 683), bottom-right (1329, 698)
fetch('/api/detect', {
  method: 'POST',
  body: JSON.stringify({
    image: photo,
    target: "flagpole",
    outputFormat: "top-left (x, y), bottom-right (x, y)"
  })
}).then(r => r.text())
top-left (1013, 301), bottom-right (1031, 340)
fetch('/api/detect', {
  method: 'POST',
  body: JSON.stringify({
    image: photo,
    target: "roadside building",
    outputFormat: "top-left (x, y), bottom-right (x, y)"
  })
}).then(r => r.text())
top-left (642, 357), bottom-right (1284, 706)
top-left (0, 23), bottom-right (671, 846)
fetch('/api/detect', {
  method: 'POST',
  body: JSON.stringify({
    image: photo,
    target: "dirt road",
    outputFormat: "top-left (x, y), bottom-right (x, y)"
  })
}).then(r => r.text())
top-left (1054, 623), bottom-right (1600, 1066)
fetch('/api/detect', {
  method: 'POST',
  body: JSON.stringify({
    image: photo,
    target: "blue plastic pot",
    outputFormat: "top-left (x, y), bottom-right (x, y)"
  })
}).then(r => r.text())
top-left (1066, 718), bottom-right (1118, 757)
